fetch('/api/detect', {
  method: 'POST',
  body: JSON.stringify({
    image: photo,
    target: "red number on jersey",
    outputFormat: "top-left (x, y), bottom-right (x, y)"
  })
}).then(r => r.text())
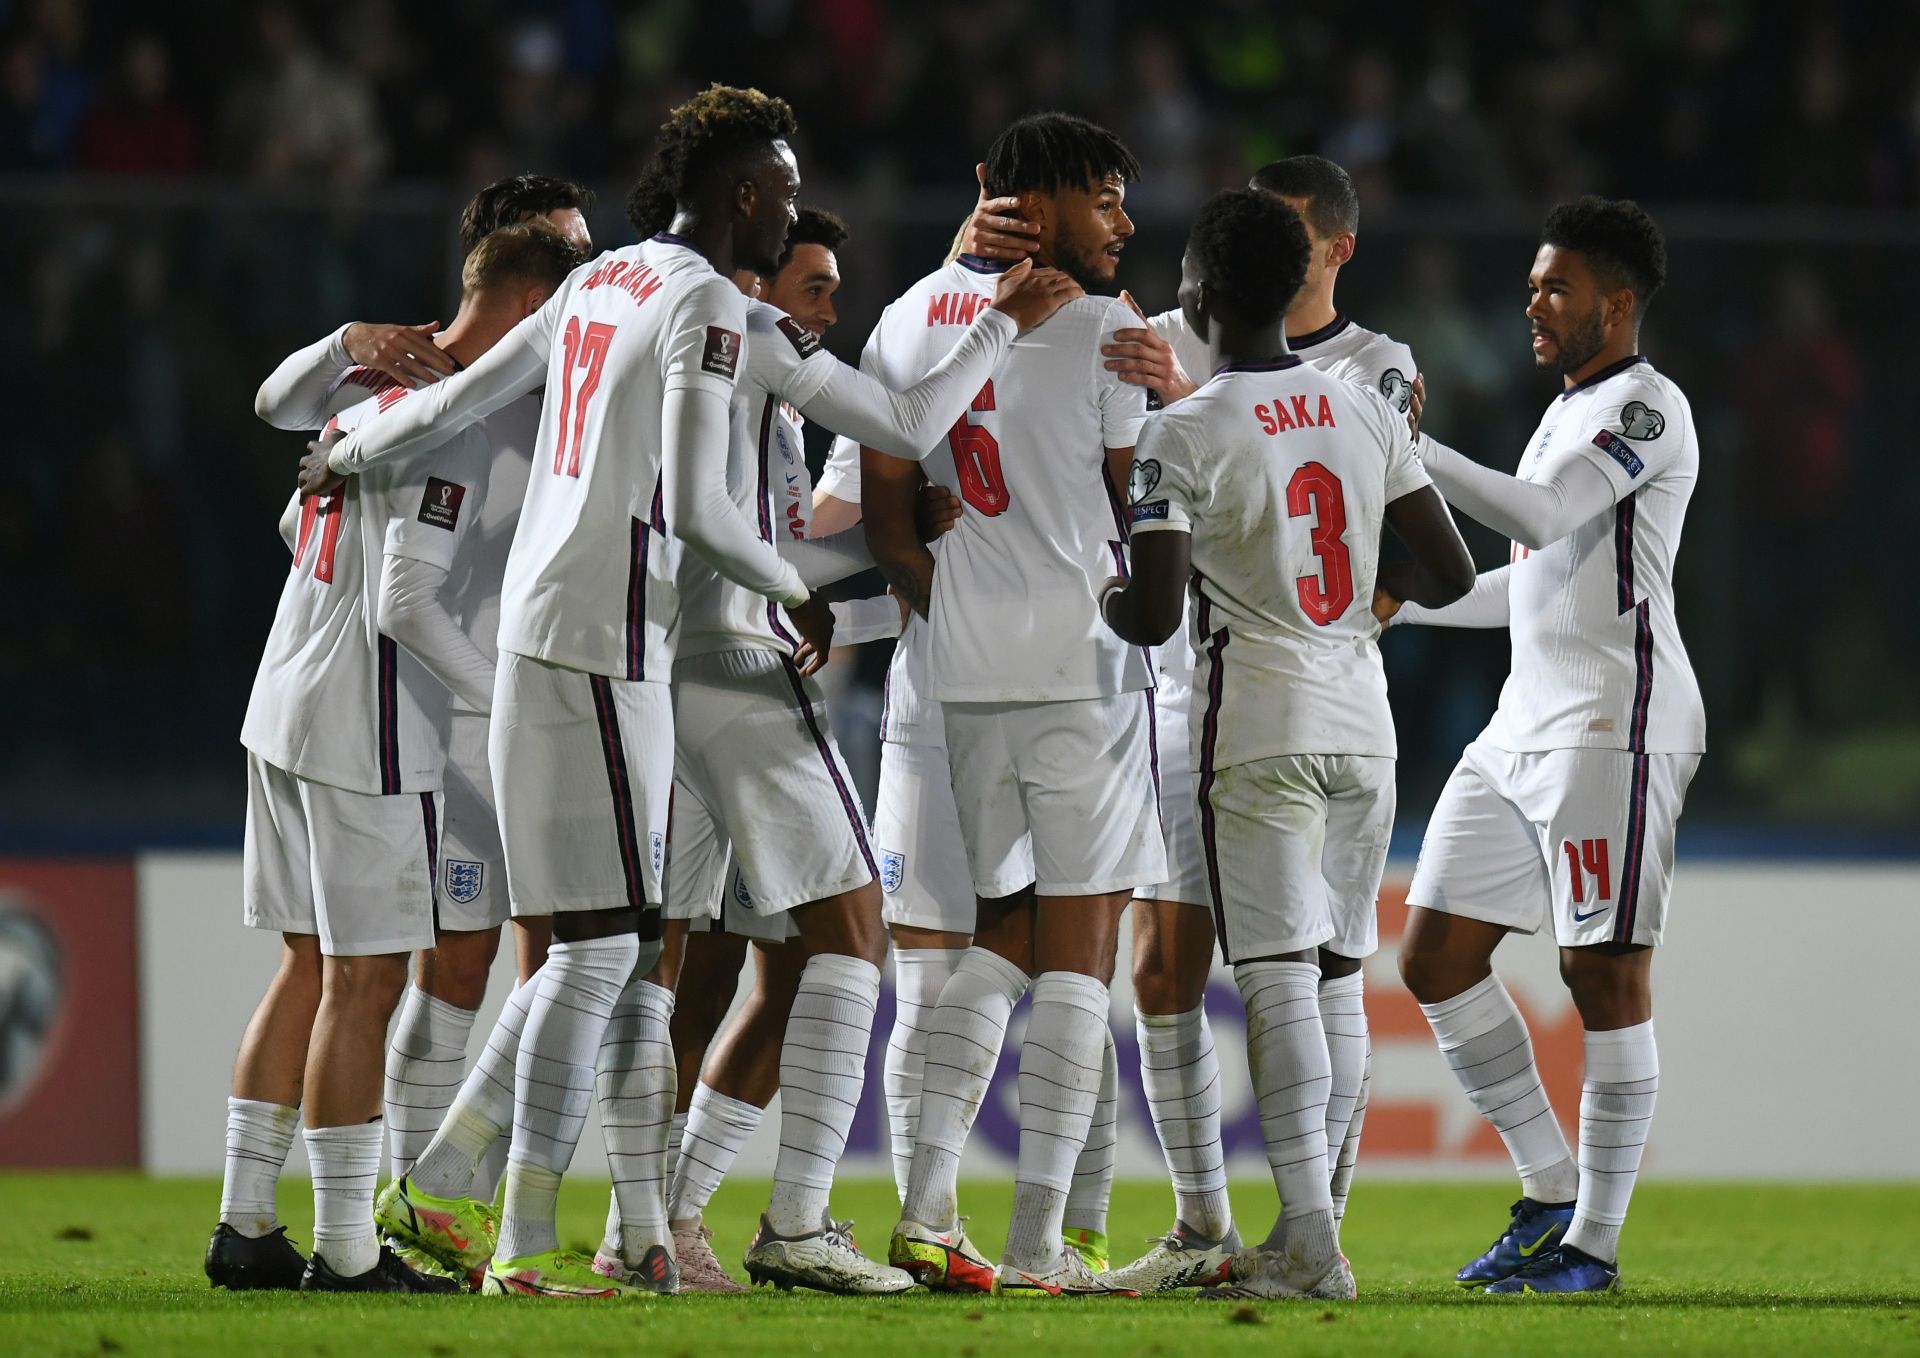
top-left (552, 317), bottom-right (617, 477)
top-left (1285, 461), bottom-right (1355, 624)
top-left (948, 381), bottom-right (1010, 516)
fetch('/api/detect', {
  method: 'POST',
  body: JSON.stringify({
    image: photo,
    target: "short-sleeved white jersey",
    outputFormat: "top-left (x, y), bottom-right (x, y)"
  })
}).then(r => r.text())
top-left (677, 299), bottom-right (835, 658)
top-left (1478, 356), bottom-right (1704, 755)
top-left (862, 257), bottom-right (1151, 704)
top-left (241, 374), bottom-right (491, 794)
top-left (497, 233), bottom-right (746, 679)
top-left (1131, 358), bottom-right (1431, 764)
top-left (1147, 312), bottom-right (1421, 717)
top-left (1153, 308), bottom-right (1417, 417)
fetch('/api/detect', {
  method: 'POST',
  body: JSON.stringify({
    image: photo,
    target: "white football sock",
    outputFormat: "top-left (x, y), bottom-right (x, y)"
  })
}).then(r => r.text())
top-left (664, 1111), bottom-right (687, 1187)
top-left (1064, 1023), bottom-right (1117, 1241)
top-left (597, 976), bottom-right (676, 1263)
top-left (668, 1083), bottom-right (765, 1224)
top-left (1319, 971), bottom-right (1368, 1199)
top-left (383, 986), bottom-right (478, 1182)
top-left (1137, 1005), bottom-right (1232, 1238)
top-left (495, 935), bottom-right (638, 1262)
top-left (1420, 974), bottom-right (1577, 1203)
top-left (901, 946), bottom-right (1029, 1229)
top-left (1563, 1021), bottom-right (1659, 1264)
top-left (409, 974), bottom-right (537, 1197)
top-left (1329, 1041), bottom-right (1370, 1220)
top-left (1235, 962), bottom-right (1335, 1221)
top-left (766, 954), bottom-right (881, 1236)
top-left (305, 1120), bottom-right (383, 1277)
top-left (884, 947), bottom-right (964, 1203)
top-left (471, 1130), bottom-right (510, 1206)
top-left (219, 1097), bottom-right (299, 1237)
top-left (1003, 971), bottom-right (1110, 1271)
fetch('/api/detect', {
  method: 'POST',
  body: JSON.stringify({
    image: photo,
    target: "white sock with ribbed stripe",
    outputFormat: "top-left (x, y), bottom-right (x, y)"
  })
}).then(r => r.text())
top-left (1563, 1021), bottom-right (1658, 1263)
top-left (766, 954), bottom-right (881, 1236)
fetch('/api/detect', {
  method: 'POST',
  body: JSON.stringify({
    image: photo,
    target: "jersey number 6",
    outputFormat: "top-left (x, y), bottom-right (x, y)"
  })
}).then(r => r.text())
top-left (947, 380), bottom-right (1009, 516)
top-left (1286, 461), bottom-right (1355, 624)
top-left (552, 317), bottom-right (617, 477)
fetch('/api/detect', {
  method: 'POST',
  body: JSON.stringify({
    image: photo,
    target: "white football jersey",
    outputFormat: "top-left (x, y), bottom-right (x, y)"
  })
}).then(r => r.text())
top-left (1130, 358), bottom-right (1431, 763)
top-left (1146, 312), bottom-right (1421, 719)
top-left (442, 391), bottom-right (540, 701)
top-left (676, 299), bottom-right (838, 658)
top-left (1153, 308), bottom-right (1416, 417)
top-left (1479, 356), bottom-right (1704, 754)
top-left (497, 233), bottom-right (746, 679)
top-left (864, 258), bottom-right (1151, 703)
top-left (241, 374), bottom-right (491, 794)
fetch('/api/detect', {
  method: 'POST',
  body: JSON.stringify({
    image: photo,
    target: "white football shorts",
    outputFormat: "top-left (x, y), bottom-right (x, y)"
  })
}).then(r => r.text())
top-left (436, 707), bottom-right (509, 932)
top-left (1198, 752), bottom-right (1395, 965)
top-left (1136, 691), bottom-right (1208, 907)
top-left (661, 779), bottom-right (796, 943)
top-left (1408, 738), bottom-right (1700, 948)
top-left (242, 752), bottom-right (439, 957)
top-left (944, 691), bottom-right (1166, 899)
top-left (874, 734), bottom-right (1026, 935)
top-left (670, 649), bottom-right (875, 916)
top-left (490, 650), bottom-right (673, 917)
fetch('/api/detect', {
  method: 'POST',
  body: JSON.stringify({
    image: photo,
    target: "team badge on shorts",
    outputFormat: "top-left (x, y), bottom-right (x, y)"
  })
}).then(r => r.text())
top-left (445, 859), bottom-right (484, 905)
top-left (733, 873), bottom-right (754, 907)
top-left (880, 850), bottom-right (906, 895)
top-left (650, 832), bottom-right (666, 876)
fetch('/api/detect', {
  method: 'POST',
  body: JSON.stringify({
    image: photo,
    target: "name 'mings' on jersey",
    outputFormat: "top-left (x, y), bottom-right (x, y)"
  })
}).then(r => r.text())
top-left (864, 256), bottom-right (1152, 705)
top-left (1128, 358), bottom-right (1431, 765)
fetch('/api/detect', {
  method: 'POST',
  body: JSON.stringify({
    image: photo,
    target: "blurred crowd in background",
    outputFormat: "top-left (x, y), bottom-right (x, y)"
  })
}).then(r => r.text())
top-left (2, 0), bottom-right (1915, 839)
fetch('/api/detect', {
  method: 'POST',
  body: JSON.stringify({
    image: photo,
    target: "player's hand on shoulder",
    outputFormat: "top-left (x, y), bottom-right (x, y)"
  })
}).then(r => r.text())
top-left (787, 594), bottom-right (835, 676)
top-left (959, 162), bottom-right (1042, 263)
top-left (1408, 373), bottom-right (1427, 439)
top-left (298, 426), bottom-right (348, 497)
top-left (343, 321), bottom-right (458, 389)
top-left (1371, 586), bottom-right (1403, 627)
top-left (989, 258), bottom-right (1083, 333)
top-left (1103, 291), bottom-right (1198, 404)
top-left (914, 481), bottom-right (964, 543)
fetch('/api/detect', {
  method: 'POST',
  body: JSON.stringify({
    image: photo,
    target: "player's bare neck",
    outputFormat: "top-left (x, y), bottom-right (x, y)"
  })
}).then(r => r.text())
top-left (1285, 285), bottom-right (1338, 340)
top-left (1214, 318), bottom-right (1291, 373)
top-left (666, 209), bottom-right (735, 276)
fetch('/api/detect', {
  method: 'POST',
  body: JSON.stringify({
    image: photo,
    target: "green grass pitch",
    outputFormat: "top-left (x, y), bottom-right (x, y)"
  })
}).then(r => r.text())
top-left (1, 1174), bottom-right (1913, 1356)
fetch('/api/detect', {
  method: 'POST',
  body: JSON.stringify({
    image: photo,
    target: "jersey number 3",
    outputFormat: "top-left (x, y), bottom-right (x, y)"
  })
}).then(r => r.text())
top-left (552, 317), bottom-right (617, 477)
top-left (948, 380), bottom-right (1009, 516)
top-left (1286, 461), bottom-right (1354, 624)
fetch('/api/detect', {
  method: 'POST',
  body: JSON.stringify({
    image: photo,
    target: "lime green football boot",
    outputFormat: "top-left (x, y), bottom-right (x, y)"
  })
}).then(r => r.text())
top-left (1063, 1226), bottom-right (1110, 1273)
top-left (483, 1249), bottom-right (632, 1298)
top-left (374, 1176), bottom-right (499, 1274)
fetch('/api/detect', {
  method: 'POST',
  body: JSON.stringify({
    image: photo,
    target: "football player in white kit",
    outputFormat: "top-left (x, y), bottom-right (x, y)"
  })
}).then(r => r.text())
top-left (209, 223), bottom-right (582, 1295)
top-left (585, 165), bottom-right (1073, 1297)
top-left (866, 113), bottom-right (1166, 1299)
top-left (1102, 188), bottom-right (1473, 1301)
top-left (302, 86), bottom-right (836, 1299)
top-left (249, 177), bottom-right (595, 1221)
top-left (963, 154), bottom-right (1422, 1288)
top-left (1384, 198), bottom-right (1703, 1295)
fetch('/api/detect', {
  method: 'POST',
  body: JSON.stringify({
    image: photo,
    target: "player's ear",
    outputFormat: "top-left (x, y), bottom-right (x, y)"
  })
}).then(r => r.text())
top-left (734, 175), bottom-right (758, 222)
top-left (1015, 191), bottom-right (1049, 230)
top-left (1608, 285), bottom-right (1636, 330)
top-left (1332, 231), bottom-right (1356, 269)
top-left (523, 284), bottom-right (551, 319)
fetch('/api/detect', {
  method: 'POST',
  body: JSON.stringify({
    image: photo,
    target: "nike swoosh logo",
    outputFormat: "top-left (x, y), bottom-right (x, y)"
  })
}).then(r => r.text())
top-left (1517, 1227), bottom-right (1558, 1256)
top-left (1571, 905), bottom-right (1609, 922)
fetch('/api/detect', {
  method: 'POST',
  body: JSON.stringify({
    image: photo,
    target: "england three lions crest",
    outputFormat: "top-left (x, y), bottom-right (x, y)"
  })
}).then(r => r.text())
top-left (445, 860), bottom-right (484, 905)
top-left (880, 850), bottom-right (906, 895)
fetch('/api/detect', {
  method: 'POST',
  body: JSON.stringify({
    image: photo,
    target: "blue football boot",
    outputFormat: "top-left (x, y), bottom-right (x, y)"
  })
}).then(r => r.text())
top-left (1483, 1243), bottom-right (1620, 1294)
top-left (1455, 1198), bottom-right (1575, 1287)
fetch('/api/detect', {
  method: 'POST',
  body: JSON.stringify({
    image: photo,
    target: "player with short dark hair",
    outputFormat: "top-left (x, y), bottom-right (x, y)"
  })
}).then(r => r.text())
top-left (1103, 187), bottom-right (1470, 1300)
top-left (1384, 196), bottom-right (1701, 1296)
top-left (458, 172), bottom-right (593, 259)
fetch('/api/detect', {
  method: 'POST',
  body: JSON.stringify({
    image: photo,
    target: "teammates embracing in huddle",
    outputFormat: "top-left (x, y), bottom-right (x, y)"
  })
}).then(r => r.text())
top-left (205, 83), bottom-right (1702, 1304)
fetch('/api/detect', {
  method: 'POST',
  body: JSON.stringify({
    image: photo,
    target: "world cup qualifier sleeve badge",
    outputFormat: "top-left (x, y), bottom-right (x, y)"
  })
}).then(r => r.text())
top-left (880, 850), bottom-right (906, 895)
top-left (444, 859), bottom-right (484, 905)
